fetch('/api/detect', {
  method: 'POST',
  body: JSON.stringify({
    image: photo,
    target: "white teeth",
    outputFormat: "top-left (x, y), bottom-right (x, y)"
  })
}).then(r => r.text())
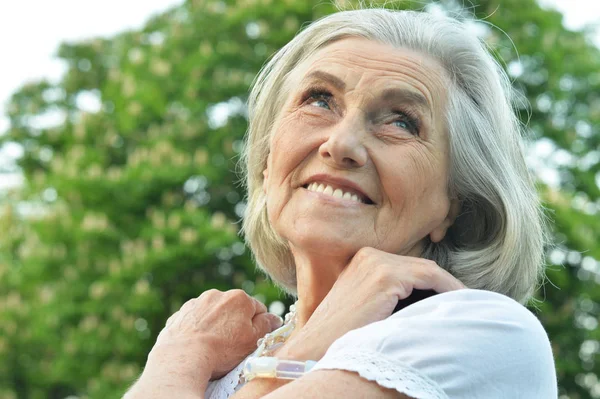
top-left (305, 183), bottom-right (364, 204)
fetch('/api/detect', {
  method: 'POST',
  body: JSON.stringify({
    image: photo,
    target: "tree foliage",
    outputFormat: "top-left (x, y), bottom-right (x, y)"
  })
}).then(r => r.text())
top-left (0, 0), bottom-right (598, 398)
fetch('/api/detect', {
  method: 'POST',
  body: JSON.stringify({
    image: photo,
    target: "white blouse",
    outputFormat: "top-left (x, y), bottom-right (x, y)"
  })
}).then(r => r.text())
top-left (205, 289), bottom-right (557, 398)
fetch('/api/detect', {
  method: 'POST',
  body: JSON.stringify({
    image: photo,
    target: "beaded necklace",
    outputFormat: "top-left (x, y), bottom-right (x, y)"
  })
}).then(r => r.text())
top-left (238, 302), bottom-right (298, 385)
top-left (255, 302), bottom-right (298, 357)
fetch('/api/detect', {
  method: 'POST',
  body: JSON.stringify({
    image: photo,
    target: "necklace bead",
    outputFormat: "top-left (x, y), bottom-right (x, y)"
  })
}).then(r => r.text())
top-left (240, 301), bottom-right (298, 384)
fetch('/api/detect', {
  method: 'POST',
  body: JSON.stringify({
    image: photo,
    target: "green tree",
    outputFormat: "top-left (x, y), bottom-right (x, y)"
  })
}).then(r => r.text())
top-left (0, 0), bottom-right (598, 398)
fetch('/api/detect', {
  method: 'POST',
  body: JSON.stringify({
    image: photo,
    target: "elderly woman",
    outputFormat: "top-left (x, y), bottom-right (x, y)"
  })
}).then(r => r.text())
top-left (125, 8), bottom-right (557, 399)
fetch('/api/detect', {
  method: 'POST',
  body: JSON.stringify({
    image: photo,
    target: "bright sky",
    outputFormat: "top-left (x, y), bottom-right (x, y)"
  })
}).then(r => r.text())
top-left (0, 0), bottom-right (598, 190)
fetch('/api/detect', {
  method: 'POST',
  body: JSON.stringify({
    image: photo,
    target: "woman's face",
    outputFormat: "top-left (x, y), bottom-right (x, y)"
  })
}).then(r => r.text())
top-left (263, 37), bottom-right (458, 260)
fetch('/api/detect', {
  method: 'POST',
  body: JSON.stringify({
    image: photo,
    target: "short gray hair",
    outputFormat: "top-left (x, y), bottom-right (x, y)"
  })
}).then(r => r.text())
top-left (240, 8), bottom-right (549, 304)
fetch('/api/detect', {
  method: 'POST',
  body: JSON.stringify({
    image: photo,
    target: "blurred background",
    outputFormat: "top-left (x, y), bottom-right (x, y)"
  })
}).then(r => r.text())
top-left (0, 0), bottom-right (599, 398)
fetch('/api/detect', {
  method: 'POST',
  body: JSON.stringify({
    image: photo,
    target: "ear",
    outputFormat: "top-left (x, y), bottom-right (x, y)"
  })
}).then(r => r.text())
top-left (262, 152), bottom-right (272, 194)
top-left (429, 197), bottom-right (461, 243)
top-left (262, 167), bottom-right (269, 194)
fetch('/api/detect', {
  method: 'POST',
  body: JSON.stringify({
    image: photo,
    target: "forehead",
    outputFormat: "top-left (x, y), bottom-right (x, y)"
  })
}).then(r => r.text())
top-left (290, 37), bottom-right (448, 110)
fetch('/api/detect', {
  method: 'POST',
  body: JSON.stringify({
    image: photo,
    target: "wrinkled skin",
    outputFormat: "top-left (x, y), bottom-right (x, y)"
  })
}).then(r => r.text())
top-left (262, 37), bottom-right (461, 320)
top-left (131, 37), bottom-right (465, 398)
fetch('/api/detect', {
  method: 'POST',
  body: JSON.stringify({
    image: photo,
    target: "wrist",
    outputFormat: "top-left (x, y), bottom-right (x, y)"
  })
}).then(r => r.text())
top-left (275, 332), bottom-right (325, 362)
top-left (230, 376), bottom-right (290, 398)
top-left (144, 343), bottom-right (214, 393)
top-left (125, 378), bottom-right (203, 399)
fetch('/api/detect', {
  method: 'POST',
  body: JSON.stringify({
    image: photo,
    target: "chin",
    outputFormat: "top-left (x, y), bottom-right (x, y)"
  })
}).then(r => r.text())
top-left (283, 219), bottom-right (366, 259)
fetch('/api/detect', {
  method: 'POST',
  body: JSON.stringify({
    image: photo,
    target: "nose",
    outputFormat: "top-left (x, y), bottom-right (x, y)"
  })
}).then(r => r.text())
top-left (318, 121), bottom-right (368, 169)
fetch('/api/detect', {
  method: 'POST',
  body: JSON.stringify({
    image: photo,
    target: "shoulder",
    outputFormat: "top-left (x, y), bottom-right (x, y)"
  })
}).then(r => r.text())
top-left (343, 288), bottom-right (549, 344)
top-left (315, 289), bottom-right (557, 398)
top-left (390, 288), bottom-right (547, 333)
top-left (330, 289), bottom-right (551, 349)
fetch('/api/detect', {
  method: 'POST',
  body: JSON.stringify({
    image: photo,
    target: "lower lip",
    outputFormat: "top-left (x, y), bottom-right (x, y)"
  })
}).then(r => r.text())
top-left (301, 187), bottom-right (368, 207)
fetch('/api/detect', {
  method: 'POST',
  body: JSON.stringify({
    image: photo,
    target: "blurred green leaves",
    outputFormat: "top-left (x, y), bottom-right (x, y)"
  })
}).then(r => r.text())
top-left (0, 0), bottom-right (599, 398)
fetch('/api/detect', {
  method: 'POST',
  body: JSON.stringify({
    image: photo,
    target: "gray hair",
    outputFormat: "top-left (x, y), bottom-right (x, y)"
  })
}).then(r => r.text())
top-left (240, 8), bottom-right (549, 304)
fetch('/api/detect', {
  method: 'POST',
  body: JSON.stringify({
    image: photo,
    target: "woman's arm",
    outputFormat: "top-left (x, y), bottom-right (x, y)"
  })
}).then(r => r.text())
top-left (124, 375), bottom-right (206, 399)
top-left (231, 248), bottom-right (466, 399)
top-left (232, 248), bottom-right (466, 399)
top-left (228, 378), bottom-right (288, 398)
top-left (124, 289), bottom-right (282, 399)
top-left (263, 369), bottom-right (412, 399)
top-left (123, 343), bottom-right (211, 399)
top-left (230, 326), bottom-right (409, 399)
top-left (230, 369), bottom-right (411, 399)
top-left (237, 290), bottom-right (557, 399)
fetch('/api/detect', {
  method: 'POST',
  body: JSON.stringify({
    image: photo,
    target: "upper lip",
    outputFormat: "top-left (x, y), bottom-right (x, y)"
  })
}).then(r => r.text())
top-left (301, 174), bottom-right (374, 204)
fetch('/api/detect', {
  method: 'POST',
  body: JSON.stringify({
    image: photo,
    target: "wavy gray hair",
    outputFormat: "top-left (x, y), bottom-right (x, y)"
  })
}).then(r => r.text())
top-left (239, 8), bottom-right (549, 304)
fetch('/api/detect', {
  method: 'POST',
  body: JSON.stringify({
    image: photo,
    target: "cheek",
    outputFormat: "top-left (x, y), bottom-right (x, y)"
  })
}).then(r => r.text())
top-left (381, 148), bottom-right (448, 210)
top-left (264, 128), bottom-right (313, 220)
top-left (268, 116), bottom-right (326, 185)
top-left (270, 115), bottom-right (303, 163)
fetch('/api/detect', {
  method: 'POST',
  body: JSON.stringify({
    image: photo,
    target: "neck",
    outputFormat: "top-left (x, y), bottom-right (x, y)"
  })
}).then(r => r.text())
top-left (288, 244), bottom-right (350, 329)
top-left (288, 241), bottom-right (425, 329)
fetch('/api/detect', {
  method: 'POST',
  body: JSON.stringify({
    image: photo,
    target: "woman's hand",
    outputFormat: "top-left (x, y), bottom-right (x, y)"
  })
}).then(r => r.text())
top-left (129, 289), bottom-right (283, 397)
top-left (277, 247), bottom-right (465, 361)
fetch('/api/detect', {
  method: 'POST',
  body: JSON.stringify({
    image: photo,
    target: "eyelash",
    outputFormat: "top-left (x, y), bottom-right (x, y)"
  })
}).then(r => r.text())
top-left (302, 88), bottom-right (421, 136)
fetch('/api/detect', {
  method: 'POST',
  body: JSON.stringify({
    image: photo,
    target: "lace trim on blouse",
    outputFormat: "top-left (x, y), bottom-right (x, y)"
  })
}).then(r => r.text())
top-left (312, 348), bottom-right (448, 399)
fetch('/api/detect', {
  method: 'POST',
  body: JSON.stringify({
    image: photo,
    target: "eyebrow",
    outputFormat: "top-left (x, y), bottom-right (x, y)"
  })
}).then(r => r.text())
top-left (303, 70), bottom-right (346, 91)
top-left (380, 88), bottom-right (430, 112)
top-left (302, 70), bottom-right (430, 113)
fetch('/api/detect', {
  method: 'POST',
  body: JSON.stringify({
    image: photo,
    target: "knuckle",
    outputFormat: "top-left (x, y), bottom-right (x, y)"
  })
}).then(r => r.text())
top-left (224, 289), bottom-right (249, 303)
top-left (354, 247), bottom-right (375, 264)
top-left (181, 297), bottom-right (199, 308)
top-left (199, 288), bottom-right (221, 300)
top-left (414, 266), bottom-right (434, 281)
top-left (165, 313), bottom-right (177, 327)
top-left (422, 259), bottom-right (440, 269)
top-left (372, 267), bottom-right (392, 286)
top-left (254, 314), bottom-right (270, 333)
top-left (356, 246), bottom-right (374, 258)
top-left (254, 314), bottom-right (275, 337)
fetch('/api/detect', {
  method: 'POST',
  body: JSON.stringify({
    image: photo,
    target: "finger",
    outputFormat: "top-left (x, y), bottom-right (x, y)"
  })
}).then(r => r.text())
top-left (180, 297), bottom-right (199, 313)
top-left (165, 312), bottom-right (178, 327)
top-left (224, 290), bottom-right (267, 317)
top-left (174, 300), bottom-right (199, 329)
top-left (248, 296), bottom-right (268, 316)
top-left (408, 263), bottom-right (466, 293)
top-left (434, 267), bottom-right (466, 291)
top-left (252, 312), bottom-right (283, 340)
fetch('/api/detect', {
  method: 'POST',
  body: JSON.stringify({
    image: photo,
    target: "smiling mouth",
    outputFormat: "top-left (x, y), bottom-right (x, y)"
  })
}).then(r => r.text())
top-left (302, 182), bottom-right (374, 205)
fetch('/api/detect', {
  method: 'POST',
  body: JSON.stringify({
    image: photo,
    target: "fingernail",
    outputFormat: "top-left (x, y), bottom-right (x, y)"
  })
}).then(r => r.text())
top-left (270, 314), bottom-right (283, 329)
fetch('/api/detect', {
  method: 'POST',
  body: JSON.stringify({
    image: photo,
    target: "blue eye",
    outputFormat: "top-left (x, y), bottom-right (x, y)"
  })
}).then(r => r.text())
top-left (306, 89), bottom-right (333, 110)
top-left (311, 98), bottom-right (330, 109)
top-left (391, 111), bottom-right (420, 136)
top-left (393, 120), bottom-right (410, 130)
